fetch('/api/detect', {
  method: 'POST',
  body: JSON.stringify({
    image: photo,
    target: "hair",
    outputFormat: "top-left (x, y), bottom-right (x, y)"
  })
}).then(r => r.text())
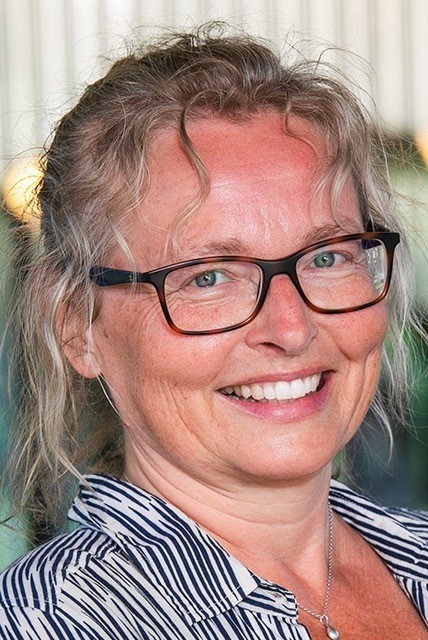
top-left (3, 22), bottom-right (425, 526)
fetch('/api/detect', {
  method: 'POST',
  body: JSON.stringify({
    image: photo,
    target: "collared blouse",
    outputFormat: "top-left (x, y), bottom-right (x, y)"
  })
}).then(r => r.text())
top-left (0, 475), bottom-right (427, 639)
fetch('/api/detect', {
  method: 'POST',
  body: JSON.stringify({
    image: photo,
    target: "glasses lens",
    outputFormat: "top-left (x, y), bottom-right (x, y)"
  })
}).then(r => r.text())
top-left (297, 237), bottom-right (389, 311)
top-left (164, 261), bottom-right (262, 332)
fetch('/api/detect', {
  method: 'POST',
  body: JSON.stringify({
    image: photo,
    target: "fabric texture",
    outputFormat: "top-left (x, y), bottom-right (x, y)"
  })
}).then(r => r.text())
top-left (0, 474), bottom-right (427, 639)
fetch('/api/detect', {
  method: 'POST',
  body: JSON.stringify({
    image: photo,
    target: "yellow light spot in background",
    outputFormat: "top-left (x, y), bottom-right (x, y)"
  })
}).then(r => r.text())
top-left (415, 130), bottom-right (428, 168)
top-left (1, 156), bottom-right (43, 229)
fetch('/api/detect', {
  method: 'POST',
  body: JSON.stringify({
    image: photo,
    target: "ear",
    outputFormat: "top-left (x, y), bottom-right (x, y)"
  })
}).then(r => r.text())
top-left (59, 308), bottom-right (101, 379)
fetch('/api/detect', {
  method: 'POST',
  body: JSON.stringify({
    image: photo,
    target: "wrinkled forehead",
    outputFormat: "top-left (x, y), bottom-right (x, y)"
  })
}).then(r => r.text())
top-left (116, 113), bottom-right (362, 268)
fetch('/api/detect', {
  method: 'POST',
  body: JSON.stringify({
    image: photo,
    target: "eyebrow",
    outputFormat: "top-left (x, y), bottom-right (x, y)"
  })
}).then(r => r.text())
top-left (182, 224), bottom-right (363, 260)
top-left (300, 223), bottom-right (364, 246)
top-left (191, 239), bottom-right (249, 256)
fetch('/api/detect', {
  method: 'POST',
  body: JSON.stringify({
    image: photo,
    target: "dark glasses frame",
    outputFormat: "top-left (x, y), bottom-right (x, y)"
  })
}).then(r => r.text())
top-left (89, 231), bottom-right (400, 335)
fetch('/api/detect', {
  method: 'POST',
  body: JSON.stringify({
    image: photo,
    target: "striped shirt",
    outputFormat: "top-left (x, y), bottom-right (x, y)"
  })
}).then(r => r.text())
top-left (0, 474), bottom-right (427, 639)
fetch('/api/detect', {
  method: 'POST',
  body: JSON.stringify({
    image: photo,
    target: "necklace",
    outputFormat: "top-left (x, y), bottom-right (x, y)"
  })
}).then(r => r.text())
top-left (297, 503), bottom-right (340, 639)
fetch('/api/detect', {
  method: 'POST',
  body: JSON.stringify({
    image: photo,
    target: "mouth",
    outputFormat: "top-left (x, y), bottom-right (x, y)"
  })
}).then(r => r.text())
top-left (219, 373), bottom-right (324, 403)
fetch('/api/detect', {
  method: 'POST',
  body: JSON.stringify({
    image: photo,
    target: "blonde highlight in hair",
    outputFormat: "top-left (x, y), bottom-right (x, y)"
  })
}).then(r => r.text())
top-left (4, 23), bottom-right (425, 523)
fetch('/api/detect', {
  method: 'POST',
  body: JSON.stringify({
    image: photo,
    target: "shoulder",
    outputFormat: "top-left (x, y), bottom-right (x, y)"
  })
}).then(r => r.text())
top-left (330, 479), bottom-right (428, 578)
top-left (330, 478), bottom-right (428, 531)
top-left (329, 478), bottom-right (428, 543)
top-left (0, 523), bottom-right (187, 639)
top-left (383, 505), bottom-right (428, 540)
top-left (0, 526), bottom-right (116, 612)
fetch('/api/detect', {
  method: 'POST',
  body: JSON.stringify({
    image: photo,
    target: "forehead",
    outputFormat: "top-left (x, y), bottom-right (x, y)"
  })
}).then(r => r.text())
top-left (121, 112), bottom-right (361, 266)
top-left (148, 113), bottom-right (325, 203)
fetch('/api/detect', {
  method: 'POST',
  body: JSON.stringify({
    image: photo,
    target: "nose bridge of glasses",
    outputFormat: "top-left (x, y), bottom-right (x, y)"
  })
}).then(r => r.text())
top-left (262, 254), bottom-right (302, 295)
top-left (250, 256), bottom-right (315, 344)
top-left (258, 254), bottom-right (307, 314)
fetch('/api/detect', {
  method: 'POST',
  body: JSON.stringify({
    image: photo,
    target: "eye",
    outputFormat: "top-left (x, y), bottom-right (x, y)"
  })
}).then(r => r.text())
top-left (312, 251), bottom-right (345, 268)
top-left (192, 270), bottom-right (228, 287)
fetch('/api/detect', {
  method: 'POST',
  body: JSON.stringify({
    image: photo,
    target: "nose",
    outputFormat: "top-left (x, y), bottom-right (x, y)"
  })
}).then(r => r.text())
top-left (244, 274), bottom-right (318, 355)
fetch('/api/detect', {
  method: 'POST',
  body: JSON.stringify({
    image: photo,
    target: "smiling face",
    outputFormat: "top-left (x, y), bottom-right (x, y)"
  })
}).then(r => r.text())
top-left (77, 112), bottom-right (388, 490)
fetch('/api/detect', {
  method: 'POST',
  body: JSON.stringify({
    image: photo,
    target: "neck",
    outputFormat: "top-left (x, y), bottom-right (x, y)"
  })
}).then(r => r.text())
top-left (125, 447), bottom-right (333, 586)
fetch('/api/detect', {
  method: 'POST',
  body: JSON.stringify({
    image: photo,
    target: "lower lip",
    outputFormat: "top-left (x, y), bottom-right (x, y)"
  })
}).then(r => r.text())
top-left (217, 373), bottom-right (333, 423)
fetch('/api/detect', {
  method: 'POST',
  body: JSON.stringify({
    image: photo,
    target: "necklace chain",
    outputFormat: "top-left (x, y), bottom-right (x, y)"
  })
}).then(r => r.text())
top-left (297, 503), bottom-right (340, 639)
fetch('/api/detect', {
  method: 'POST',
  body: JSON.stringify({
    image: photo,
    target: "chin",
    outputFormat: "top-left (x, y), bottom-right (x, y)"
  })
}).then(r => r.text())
top-left (225, 445), bottom-right (335, 485)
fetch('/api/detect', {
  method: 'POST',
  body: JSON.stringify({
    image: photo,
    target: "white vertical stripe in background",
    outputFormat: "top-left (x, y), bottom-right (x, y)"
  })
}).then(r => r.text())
top-left (0, 0), bottom-right (428, 172)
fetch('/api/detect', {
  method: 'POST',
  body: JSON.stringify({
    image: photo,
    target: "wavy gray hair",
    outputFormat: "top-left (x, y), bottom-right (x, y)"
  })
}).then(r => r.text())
top-left (4, 23), bottom-right (424, 524)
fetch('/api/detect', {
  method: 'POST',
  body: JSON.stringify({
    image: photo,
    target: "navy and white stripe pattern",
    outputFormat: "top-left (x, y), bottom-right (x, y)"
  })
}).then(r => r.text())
top-left (0, 475), bottom-right (427, 639)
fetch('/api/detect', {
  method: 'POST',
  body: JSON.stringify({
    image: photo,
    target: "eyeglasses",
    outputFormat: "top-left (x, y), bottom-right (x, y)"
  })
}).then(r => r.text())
top-left (90, 231), bottom-right (400, 335)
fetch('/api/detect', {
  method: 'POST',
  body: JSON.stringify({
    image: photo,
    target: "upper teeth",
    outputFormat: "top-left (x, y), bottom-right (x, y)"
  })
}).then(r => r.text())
top-left (221, 374), bottom-right (321, 402)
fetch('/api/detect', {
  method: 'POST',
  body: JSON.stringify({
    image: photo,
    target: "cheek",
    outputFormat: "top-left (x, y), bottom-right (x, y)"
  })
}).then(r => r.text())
top-left (141, 332), bottom-right (233, 392)
top-left (93, 294), bottom-right (233, 402)
top-left (326, 305), bottom-right (388, 444)
top-left (330, 303), bottom-right (388, 364)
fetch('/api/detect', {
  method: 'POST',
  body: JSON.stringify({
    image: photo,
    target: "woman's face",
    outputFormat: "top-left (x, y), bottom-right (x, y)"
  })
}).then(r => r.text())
top-left (84, 112), bottom-right (388, 487)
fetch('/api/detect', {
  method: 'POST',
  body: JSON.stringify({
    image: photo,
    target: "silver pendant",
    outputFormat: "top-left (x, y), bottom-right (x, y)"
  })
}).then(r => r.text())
top-left (326, 625), bottom-right (340, 639)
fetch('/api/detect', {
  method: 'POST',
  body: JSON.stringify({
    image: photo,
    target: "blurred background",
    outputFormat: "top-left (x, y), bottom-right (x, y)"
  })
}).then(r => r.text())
top-left (0, 0), bottom-right (427, 570)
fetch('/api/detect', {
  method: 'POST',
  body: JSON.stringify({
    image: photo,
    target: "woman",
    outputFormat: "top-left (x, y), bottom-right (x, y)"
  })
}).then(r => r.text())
top-left (1, 25), bottom-right (427, 639)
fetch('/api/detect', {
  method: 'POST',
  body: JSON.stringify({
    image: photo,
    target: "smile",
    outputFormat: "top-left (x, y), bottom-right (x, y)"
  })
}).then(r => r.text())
top-left (220, 374), bottom-right (322, 403)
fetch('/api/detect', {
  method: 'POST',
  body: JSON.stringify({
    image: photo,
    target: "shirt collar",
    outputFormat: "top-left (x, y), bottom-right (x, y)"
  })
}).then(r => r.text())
top-left (69, 474), bottom-right (261, 623)
top-left (69, 474), bottom-right (427, 624)
top-left (329, 479), bottom-right (428, 582)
